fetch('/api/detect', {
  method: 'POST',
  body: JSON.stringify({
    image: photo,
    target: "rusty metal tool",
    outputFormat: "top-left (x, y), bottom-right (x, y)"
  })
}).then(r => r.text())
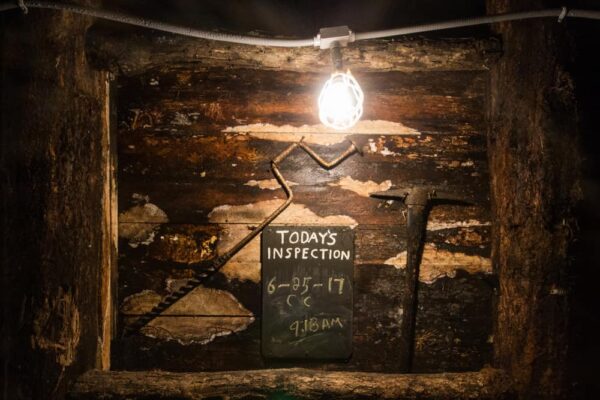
top-left (123, 138), bottom-right (360, 336)
top-left (370, 185), bottom-right (471, 372)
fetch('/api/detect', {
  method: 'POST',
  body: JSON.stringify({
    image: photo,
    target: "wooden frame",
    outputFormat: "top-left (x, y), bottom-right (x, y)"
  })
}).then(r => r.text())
top-left (72, 367), bottom-right (511, 399)
top-left (78, 27), bottom-right (512, 398)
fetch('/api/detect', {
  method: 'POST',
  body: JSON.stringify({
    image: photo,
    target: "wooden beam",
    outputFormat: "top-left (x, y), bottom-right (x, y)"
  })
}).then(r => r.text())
top-left (71, 368), bottom-right (512, 399)
top-left (487, 0), bottom-right (579, 398)
top-left (1, 2), bottom-right (108, 398)
top-left (85, 26), bottom-right (501, 75)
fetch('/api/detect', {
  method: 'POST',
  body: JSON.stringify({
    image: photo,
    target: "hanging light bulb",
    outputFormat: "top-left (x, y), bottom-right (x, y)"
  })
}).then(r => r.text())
top-left (318, 70), bottom-right (364, 130)
top-left (315, 27), bottom-right (363, 131)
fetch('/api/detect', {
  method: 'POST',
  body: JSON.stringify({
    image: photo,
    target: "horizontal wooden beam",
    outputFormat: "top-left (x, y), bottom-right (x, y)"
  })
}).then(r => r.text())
top-left (71, 368), bottom-right (512, 399)
top-left (85, 26), bottom-right (501, 75)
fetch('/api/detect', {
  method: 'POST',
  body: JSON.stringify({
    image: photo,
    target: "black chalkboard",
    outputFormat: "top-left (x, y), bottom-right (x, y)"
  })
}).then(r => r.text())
top-left (261, 226), bottom-right (354, 359)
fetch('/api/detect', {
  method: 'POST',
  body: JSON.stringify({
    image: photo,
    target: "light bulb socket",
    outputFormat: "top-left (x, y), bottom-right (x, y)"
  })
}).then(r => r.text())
top-left (330, 45), bottom-right (344, 72)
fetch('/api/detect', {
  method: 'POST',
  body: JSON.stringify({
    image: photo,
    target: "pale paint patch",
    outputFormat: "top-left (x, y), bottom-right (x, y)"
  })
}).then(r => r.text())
top-left (223, 120), bottom-right (420, 145)
top-left (426, 219), bottom-right (491, 231)
top-left (328, 176), bottom-right (392, 198)
top-left (208, 200), bottom-right (358, 227)
top-left (383, 243), bottom-right (492, 284)
top-left (119, 203), bottom-right (168, 248)
top-left (209, 200), bottom-right (357, 282)
top-left (121, 287), bottom-right (254, 345)
top-left (244, 178), bottom-right (298, 191)
top-left (368, 138), bottom-right (401, 157)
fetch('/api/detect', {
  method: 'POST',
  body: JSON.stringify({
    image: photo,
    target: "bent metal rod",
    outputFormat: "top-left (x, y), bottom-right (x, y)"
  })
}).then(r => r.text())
top-left (123, 138), bottom-right (361, 336)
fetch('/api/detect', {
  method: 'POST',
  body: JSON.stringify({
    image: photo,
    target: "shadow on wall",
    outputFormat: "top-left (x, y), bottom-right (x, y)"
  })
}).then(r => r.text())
top-left (569, 3), bottom-right (600, 398)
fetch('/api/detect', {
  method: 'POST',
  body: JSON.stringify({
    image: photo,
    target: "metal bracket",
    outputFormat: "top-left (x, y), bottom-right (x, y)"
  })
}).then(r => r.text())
top-left (314, 25), bottom-right (355, 49)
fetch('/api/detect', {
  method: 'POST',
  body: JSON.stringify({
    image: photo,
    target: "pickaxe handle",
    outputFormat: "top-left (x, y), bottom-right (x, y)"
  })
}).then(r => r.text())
top-left (371, 186), bottom-right (472, 372)
top-left (400, 203), bottom-right (427, 372)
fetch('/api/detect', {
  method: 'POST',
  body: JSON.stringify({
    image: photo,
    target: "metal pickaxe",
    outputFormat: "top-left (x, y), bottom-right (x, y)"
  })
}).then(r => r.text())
top-left (370, 185), bottom-right (472, 372)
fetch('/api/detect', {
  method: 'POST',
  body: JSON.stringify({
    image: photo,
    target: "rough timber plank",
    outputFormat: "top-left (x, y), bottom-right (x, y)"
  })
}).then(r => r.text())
top-left (487, 0), bottom-right (580, 397)
top-left (114, 220), bottom-right (494, 373)
top-left (114, 68), bottom-right (487, 133)
top-left (117, 133), bottom-right (489, 182)
top-left (70, 368), bottom-right (513, 400)
top-left (113, 60), bottom-right (494, 373)
top-left (1, 4), bottom-right (109, 399)
top-left (86, 26), bottom-right (501, 75)
top-left (112, 269), bottom-right (495, 373)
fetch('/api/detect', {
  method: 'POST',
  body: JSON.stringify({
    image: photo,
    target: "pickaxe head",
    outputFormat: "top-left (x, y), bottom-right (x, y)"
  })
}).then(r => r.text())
top-left (370, 186), bottom-right (473, 206)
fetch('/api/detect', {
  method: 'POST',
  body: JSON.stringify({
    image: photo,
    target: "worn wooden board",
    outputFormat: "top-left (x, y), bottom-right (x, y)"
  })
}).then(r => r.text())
top-left (114, 223), bottom-right (494, 372)
top-left (114, 63), bottom-right (495, 373)
top-left (71, 368), bottom-right (513, 400)
top-left (86, 26), bottom-right (500, 75)
top-left (114, 68), bottom-right (486, 134)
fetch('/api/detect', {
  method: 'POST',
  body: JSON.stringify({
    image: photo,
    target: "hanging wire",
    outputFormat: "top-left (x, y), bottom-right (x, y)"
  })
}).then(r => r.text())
top-left (1, 1), bottom-right (599, 47)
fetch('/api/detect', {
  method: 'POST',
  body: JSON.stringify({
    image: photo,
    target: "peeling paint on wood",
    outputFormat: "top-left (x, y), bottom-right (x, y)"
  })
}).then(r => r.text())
top-left (383, 243), bottom-right (492, 284)
top-left (329, 176), bottom-right (392, 198)
top-left (426, 219), bottom-right (491, 231)
top-left (121, 287), bottom-right (254, 345)
top-left (114, 57), bottom-right (494, 372)
top-left (368, 138), bottom-right (403, 157)
top-left (244, 178), bottom-right (298, 191)
top-left (208, 201), bottom-right (358, 282)
top-left (119, 203), bottom-right (168, 247)
top-left (224, 120), bottom-right (420, 145)
top-left (208, 200), bottom-right (358, 227)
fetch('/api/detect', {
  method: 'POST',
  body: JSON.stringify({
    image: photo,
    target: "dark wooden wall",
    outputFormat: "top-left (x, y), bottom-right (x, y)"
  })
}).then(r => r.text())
top-left (1, 3), bottom-right (113, 400)
top-left (486, 0), bottom-right (581, 398)
top-left (112, 51), bottom-right (497, 372)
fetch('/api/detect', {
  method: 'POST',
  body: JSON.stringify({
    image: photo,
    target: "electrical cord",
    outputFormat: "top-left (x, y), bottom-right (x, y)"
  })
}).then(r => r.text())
top-left (0, 1), bottom-right (315, 47)
top-left (0, 1), bottom-right (599, 47)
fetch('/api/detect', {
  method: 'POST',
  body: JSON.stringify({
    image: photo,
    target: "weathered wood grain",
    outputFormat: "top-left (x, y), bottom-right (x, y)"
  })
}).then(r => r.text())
top-left (74, 367), bottom-right (512, 400)
top-left (487, 0), bottom-right (580, 397)
top-left (115, 68), bottom-right (486, 133)
top-left (117, 133), bottom-right (489, 182)
top-left (114, 221), bottom-right (494, 372)
top-left (118, 184), bottom-right (489, 226)
top-left (114, 60), bottom-right (494, 374)
top-left (86, 26), bottom-right (501, 75)
top-left (116, 224), bottom-right (491, 300)
top-left (1, 5), bottom-right (110, 400)
top-left (113, 272), bottom-right (495, 373)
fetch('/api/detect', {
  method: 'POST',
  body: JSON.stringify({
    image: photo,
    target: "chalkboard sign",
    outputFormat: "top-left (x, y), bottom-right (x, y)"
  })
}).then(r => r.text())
top-left (261, 226), bottom-right (354, 359)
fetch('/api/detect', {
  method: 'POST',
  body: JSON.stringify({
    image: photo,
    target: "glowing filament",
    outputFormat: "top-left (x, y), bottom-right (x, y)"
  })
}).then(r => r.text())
top-left (318, 71), bottom-right (364, 130)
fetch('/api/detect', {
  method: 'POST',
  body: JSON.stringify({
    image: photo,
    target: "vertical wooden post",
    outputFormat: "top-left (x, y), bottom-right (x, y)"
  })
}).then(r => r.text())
top-left (486, 0), bottom-right (580, 398)
top-left (1, 2), bottom-right (108, 398)
top-left (98, 74), bottom-right (117, 371)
